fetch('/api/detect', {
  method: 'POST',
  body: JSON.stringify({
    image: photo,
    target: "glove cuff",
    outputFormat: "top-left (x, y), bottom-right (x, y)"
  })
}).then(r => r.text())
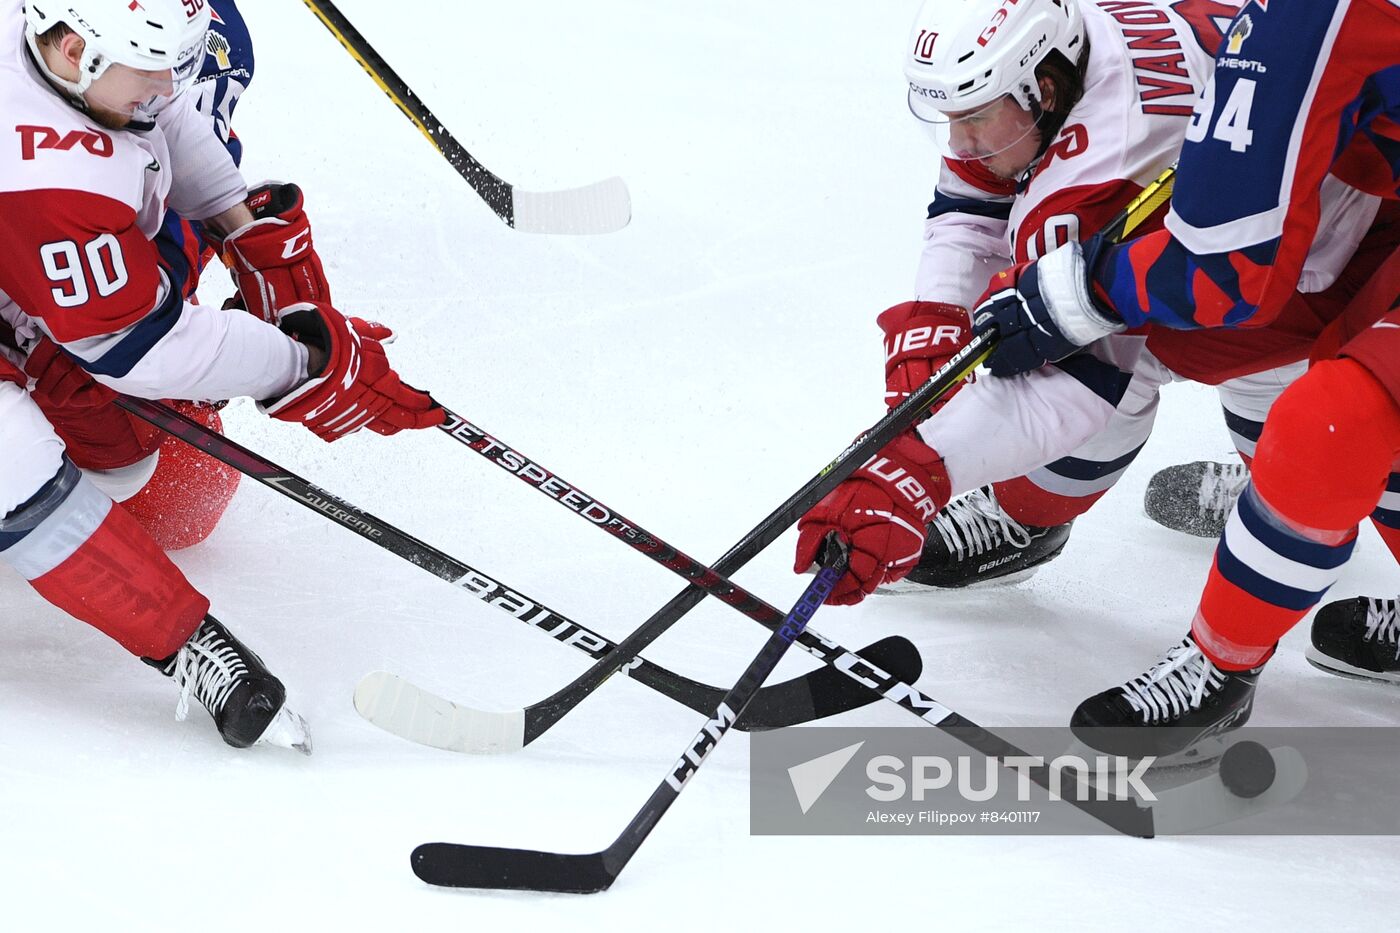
top-left (1037, 244), bottom-right (1124, 346)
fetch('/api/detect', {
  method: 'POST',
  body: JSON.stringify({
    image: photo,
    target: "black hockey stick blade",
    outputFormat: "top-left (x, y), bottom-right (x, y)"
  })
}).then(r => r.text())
top-left (413, 552), bottom-right (850, 893)
top-left (355, 634), bottom-right (924, 754)
top-left (412, 844), bottom-right (617, 894)
top-left (740, 634), bottom-right (922, 727)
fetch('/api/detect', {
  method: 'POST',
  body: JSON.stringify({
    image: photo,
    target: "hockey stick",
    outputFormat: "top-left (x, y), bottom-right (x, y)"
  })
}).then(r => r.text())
top-left (421, 356), bottom-right (1153, 837)
top-left (422, 333), bottom-right (990, 751)
top-left (115, 398), bottom-right (914, 742)
top-left (1102, 163), bottom-right (1176, 243)
top-left (412, 541), bottom-right (850, 893)
top-left (411, 165), bottom-right (1180, 821)
top-left (353, 624), bottom-right (919, 754)
top-left (299, 0), bottom-right (631, 234)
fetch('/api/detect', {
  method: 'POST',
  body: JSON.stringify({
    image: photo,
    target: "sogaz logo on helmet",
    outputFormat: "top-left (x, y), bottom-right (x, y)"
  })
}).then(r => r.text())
top-left (977, 0), bottom-right (1025, 47)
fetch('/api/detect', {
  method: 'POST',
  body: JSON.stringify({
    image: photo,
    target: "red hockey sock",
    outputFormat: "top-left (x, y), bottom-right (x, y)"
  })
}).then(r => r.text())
top-left (1193, 359), bottom-right (1400, 669)
top-left (1373, 519), bottom-right (1400, 565)
top-left (992, 474), bottom-right (1104, 527)
top-left (26, 488), bottom-right (209, 659)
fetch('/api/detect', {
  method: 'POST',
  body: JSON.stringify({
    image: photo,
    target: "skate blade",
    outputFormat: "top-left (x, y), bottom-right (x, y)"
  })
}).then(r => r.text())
top-left (257, 706), bottom-right (313, 756)
top-left (1304, 646), bottom-right (1400, 685)
top-left (1061, 734), bottom-right (1228, 773)
top-left (874, 566), bottom-right (1041, 596)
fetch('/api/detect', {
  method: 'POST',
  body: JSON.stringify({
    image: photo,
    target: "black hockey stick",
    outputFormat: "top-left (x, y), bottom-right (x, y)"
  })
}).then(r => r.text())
top-left (410, 166), bottom-right (1178, 828)
top-left (412, 541), bottom-right (850, 893)
top-left (299, 0), bottom-right (631, 234)
top-left (421, 346), bottom-right (1153, 836)
top-left (424, 332), bottom-right (989, 750)
top-left (115, 398), bottom-right (915, 742)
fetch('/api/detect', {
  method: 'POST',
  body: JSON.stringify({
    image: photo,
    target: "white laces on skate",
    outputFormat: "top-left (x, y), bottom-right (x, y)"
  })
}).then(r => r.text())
top-left (930, 486), bottom-right (1032, 561)
top-left (1198, 462), bottom-right (1250, 520)
top-left (1119, 637), bottom-right (1227, 724)
top-left (1364, 598), bottom-right (1400, 658)
top-left (171, 628), bottom-right (250, 723)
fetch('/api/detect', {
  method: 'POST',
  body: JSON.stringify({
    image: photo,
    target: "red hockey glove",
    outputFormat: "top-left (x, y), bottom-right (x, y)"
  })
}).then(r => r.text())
top-left (260, 303), bottom-right (445, 441)
top-left (793, 433), bottom-right (951, 605)
top-left (23, 336), bottom-right (117, 411)
top-left (214, 183), bottom-right (331, 323)
top-left (879, 301), bottom-right (974, 411)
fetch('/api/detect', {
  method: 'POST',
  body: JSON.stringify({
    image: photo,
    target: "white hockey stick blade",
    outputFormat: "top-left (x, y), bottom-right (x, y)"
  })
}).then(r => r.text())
top-left (1149, 746), bottom-right (1307, 835)
top-left (511, 176), bottom-right (631, 235)
top-left (354, 671), bottom-right (524, 754)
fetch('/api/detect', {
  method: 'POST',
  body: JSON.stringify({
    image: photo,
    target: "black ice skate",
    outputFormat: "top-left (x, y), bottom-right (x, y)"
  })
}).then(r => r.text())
top-left (877, 485), bottom-right (1072, 592)
top-left (1143, 460), bottom-right (1250, 538)
top-left (147, 616), bottom-right (311, 754)
top-left (1070, 635), bottom-right (1263, 759)
top-left (1307, 597), bottom-right (1400, 684)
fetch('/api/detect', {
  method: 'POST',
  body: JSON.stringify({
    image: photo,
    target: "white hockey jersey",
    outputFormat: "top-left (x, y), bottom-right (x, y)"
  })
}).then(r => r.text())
top-left (0, 0), bottom-right (302, 402)
top-left (913, 0), bottom-right (1377, 310)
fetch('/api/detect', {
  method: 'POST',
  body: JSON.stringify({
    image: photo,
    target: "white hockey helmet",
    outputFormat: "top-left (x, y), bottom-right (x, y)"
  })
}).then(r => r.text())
top-left (24, 0), bottom-right (211, 127)
top-left (905, 0), bottom-right (1086, 122)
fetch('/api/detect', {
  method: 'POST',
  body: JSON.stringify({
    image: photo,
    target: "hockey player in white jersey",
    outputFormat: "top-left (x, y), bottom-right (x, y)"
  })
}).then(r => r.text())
top-left (793, 0), bottom-right (1392, 605)
top-left (0, 0), bottom-right (444, 752)
top-left (837, 0), bottom-right (1390, 599)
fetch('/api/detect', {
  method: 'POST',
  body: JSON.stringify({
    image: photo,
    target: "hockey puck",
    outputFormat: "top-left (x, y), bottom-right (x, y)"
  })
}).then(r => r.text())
top-left (1219, 740), bottom-right (1276, 798)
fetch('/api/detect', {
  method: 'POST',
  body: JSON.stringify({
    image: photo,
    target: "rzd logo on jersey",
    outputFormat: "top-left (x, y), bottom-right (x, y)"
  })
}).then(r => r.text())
top-left (16, 125), bottom-right (114, 161)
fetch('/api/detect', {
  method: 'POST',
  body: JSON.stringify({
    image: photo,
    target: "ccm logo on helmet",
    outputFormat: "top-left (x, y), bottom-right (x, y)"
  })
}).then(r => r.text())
top-left (912, 28), bottom-right (939, 62)
top-left (1019, 33), bottom-right (1049, 67)
top-left (977, 0), bottom-right (1025, 47)
top-left (15, 125), bottom-right (113, 161)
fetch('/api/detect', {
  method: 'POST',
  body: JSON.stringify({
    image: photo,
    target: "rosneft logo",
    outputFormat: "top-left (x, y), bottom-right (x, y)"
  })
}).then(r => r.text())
top-left (1226, 13), bottom-right (1253, 54)
top-left (207, 30), bottom-right (231, 69)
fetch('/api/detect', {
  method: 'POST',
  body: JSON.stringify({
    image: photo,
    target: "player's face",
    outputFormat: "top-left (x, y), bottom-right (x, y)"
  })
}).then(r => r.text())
top-left (942, 96), bottom-right (1043, 179)
top-left (83, 64), bottom-right (177, 130)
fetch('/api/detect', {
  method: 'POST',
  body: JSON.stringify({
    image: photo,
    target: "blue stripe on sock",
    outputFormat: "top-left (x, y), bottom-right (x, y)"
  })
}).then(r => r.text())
top-left (1236, 488), bottom-right (1356, 571)
top-left (1215, 543), bottom-right (1328, 611)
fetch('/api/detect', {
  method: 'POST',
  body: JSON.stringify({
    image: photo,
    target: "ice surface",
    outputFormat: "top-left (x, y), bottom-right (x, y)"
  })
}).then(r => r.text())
top-left (4, 1), bottom-right (1397, 928)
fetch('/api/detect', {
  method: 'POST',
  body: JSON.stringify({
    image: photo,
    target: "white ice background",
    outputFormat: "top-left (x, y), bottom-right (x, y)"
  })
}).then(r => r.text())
top-left (3, 1), bottom-right (1397, 929)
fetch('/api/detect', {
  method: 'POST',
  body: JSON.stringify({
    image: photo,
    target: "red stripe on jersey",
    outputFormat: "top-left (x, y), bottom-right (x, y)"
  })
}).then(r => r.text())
top-left (1192, 264), bottom-right (1237, 326)
top-left (1255, 1), bottom-right (1400, 323)
top-left (1234, 248), bottom-right (1272, 310)
top-left (944, 157), bottom-right (1019, 197)
top-left (1332, 115), bottom-right (1400, 197)
top-left (1126, 228), bottom-right (1170, 314)
top-left (1014, 177), bottom-right (1164, 262)
top-left (0, 188), bottom-right (163, 344)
